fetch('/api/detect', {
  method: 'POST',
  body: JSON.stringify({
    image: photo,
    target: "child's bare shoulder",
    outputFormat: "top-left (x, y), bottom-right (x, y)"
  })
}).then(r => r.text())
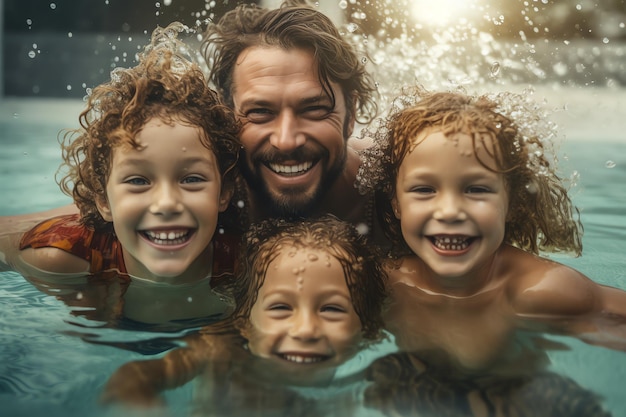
top-left (383, 255), bottom-right (423, 287)
top-left (505, 248), bottom-right (597, 317)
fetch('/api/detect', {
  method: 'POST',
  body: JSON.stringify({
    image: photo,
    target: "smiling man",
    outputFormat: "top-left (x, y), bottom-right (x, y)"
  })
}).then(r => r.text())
top-left (203, 1), bottom-right (379, 230)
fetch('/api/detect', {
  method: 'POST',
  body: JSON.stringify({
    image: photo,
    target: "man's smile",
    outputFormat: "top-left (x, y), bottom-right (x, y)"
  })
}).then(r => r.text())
top-left (267, 161), bottom-right (314, 176)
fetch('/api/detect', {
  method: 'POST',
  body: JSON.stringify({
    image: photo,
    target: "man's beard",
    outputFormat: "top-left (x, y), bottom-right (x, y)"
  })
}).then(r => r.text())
top-left (240, 147), bottom-right (347, 220)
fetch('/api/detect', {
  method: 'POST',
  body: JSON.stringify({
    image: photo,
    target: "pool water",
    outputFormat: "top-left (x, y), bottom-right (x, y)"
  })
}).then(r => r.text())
top-left (1, 91), bottom-right (625, 416)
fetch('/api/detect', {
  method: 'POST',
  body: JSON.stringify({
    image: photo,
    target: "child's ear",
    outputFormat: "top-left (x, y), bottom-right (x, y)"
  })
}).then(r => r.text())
top-left (95, 196), bottom-right (113, 222)
top-left (218, 180), bottom-right (235, 212)
top-left (391, 197), bottom-right (401, 219)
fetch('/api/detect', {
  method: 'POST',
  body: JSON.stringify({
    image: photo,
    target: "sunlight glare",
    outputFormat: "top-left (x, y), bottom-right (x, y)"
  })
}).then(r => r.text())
top-left (410, 0), bottom-right (482, 27)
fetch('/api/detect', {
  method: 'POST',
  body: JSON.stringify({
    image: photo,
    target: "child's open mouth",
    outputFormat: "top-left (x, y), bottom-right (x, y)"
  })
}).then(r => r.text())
top-left (278, 353), bottom-right (329, 364)
top-left (142, 229), bottom-right (192, 246)
top-left (430, 235), bottom-right (473, 251)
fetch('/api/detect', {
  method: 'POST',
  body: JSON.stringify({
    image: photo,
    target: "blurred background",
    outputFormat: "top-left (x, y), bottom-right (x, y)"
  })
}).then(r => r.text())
top-left (2, 0), bottom-right (625, 97)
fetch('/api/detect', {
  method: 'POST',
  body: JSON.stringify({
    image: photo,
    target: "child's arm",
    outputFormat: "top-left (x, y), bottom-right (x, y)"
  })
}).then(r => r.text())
top-left (514, 262), bottom-right (626, 350)
top-left (101, 347), bottom-right (205, 407)
top-left (0, 207), bottom-right (91, 277)
top-left (0, 204), bottom-right (79, 235)
top-left (101, 331), bottom-right (239, 407)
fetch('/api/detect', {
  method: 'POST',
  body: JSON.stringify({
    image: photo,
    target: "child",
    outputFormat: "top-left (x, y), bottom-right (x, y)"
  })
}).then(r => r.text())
top-left (357, 86), bottom-right (626, 378)
top-left (101, 215), bottom-right (388, 411)
top-left (0, 22), bottom-right (242, 325)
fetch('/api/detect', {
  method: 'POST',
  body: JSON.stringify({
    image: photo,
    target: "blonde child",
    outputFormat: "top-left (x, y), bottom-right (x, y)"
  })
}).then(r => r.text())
top-left (101, 215), bottom-right (388, 412)
top-left (0, 23), bottom-right (242, 325)
top-left (357, 87), bottom-right (626, 379)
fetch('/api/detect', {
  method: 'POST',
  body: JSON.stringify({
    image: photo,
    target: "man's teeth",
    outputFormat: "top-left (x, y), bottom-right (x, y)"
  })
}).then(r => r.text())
top-left (268, 161), bottom-right (313, 175)
top-left (144, 230), bottom-right (189, 245)
top-left (282, 354), bottom-right (324, 364)
top-left (433, 236), bottom-right (470, 251)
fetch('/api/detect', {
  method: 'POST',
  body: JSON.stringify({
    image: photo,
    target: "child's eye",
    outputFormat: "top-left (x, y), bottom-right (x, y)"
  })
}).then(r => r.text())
top-left (321, 305), bottom-right (347, 314)
top-left (410, 186), bottom-right (435, 194)
top-left (181, 175), bottom-right (206, 184)
top-left (124, 177), bottom-right (149, 186)
top-left (466, 185), bottom-right (491, 194)
top-left (267, 303), bottom-right (292, 311)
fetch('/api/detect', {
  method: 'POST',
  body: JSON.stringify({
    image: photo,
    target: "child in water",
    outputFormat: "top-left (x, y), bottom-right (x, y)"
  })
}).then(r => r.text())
top-left (0, 23), bottom-right (241, 325)
top-left (357, 86), bottom-right (626, 378)
top-left (101, 215), bottom-right (388, 413)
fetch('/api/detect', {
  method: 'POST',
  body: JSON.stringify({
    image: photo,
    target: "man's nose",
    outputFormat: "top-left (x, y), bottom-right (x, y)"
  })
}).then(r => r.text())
top-left (269, 111), bottom-right (306, 152)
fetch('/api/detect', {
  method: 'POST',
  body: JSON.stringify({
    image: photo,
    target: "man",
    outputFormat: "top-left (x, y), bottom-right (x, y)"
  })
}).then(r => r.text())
top-left (202, 1), bottom-right (380, 234)
top-left (1, 1), bottom-right (381, 241)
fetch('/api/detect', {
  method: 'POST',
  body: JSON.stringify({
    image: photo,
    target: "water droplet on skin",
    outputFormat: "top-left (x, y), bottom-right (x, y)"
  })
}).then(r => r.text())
top-left (605, 160), bottom-right (616, 168)
top-left (307, 253), bottom-right (318, 261)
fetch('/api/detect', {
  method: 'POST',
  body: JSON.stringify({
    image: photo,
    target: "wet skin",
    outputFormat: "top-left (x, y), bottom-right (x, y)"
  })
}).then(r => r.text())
top-left (97, 117), bottom-right (230, 284)
top-left (244, 248), bottom-right (363, 384)
top-left (231, 47), bottom-right (353, 218)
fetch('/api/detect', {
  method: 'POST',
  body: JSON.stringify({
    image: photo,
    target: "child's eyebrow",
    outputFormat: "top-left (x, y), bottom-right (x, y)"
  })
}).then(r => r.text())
top-left (116, 155), bottom-right (216, 167)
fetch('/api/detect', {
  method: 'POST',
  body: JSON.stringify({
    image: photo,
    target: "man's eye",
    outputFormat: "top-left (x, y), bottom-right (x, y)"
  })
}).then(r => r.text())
top-left (124, 177), bottom-right (149, 186)
top-left (245, 109), bottom-right (274, 123)
top-left (303, 106), bottom-right (332, 119)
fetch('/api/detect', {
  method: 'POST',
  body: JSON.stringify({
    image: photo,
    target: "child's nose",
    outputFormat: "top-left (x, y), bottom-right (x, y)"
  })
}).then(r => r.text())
top-left (433, 193), bottom-right (467, 222)
top-left (149, 184), bottom-right (184, 216)
top-left (269, 111), bottom-right (306, 152)
top-left (288, 311), bottom-right (321, 341)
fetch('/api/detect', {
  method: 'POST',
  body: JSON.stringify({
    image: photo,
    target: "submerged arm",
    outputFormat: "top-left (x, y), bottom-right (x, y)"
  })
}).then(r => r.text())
top-left (101, 331), bottom-right (239, 407)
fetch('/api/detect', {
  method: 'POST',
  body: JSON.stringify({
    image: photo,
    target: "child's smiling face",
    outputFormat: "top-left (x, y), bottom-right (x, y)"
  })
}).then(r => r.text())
top-left (392, 129), bottom-right (509, 285)
top-left (96, 117), bottom-right (230, 283)
top-left (244, 247), bottom-right (363, 383)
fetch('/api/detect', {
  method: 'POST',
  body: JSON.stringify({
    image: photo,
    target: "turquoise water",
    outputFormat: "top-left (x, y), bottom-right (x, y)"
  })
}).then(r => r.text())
top-left (0, 94), bottom-right (625, 416)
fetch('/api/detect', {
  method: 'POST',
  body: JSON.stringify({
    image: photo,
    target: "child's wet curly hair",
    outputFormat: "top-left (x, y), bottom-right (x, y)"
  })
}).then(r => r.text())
top-left (57, 22), bottom-right (241, 232)
top-left (357, 86), bottom-right (583, 257)
top-left (230, 214), bottom-right (387, 342)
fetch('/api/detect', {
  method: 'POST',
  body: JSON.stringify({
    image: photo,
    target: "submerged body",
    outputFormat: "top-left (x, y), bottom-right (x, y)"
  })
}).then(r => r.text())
top-left (358, 89), bottom-right (626, 379)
